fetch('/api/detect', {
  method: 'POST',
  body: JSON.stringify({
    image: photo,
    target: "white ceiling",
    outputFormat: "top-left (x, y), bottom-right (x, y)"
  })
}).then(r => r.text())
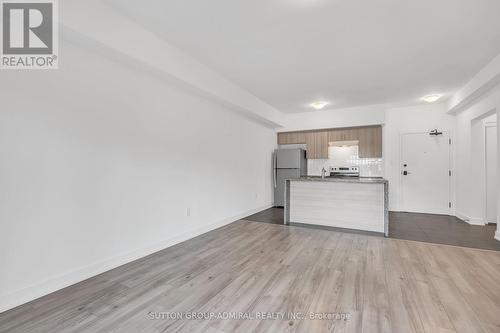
top-left (106, 0), bottom-right (500, 113)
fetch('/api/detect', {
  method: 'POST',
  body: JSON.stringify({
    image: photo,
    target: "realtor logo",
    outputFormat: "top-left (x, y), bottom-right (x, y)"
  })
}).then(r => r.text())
top-left (1, 0), bottom-right (58, 69)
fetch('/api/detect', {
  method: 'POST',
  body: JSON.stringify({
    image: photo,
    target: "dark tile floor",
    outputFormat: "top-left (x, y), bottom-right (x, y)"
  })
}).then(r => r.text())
top-left (244, 207), bottom-right (284, 225)
top-left (389, 212), bottom-right (500, 251)
top-left (244, 208), bottom-right (500, 251)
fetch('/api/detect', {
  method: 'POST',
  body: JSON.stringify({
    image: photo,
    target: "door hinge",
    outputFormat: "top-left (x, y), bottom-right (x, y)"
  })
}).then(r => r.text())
top-left (449, 170), bottom-right (452, 177)
top-left (449, 138), bottom-right (452, 145)
top-left (449, 202), bottom-right (452, 208)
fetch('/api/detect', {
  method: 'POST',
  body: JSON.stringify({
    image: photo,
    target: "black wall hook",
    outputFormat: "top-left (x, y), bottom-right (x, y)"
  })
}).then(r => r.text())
top-left (429, 129), bottom-right (443, 136)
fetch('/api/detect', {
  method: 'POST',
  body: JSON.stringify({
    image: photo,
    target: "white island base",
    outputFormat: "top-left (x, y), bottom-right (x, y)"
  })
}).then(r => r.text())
top-left (284, 178), bottom-right (388, 236)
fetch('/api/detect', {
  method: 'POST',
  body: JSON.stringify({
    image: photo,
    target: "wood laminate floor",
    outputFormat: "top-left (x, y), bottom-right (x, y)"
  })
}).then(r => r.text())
top-left (1, 220), bottom-right (500, 333)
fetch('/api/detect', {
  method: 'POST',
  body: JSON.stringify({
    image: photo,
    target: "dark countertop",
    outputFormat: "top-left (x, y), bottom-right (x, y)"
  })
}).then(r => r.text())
top-left (287, 176), bottom-right (388, 184)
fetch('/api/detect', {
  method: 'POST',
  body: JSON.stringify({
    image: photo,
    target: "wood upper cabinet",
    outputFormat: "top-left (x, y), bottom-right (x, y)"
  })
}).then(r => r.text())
top-left (278, 125), bottom-right (382, 159)
top-left (277, 132), bottom-right (306, 145)
top-left (305, 131), bottom-right (328, 159)
top-left (358, 126), bottom-right (382, 158)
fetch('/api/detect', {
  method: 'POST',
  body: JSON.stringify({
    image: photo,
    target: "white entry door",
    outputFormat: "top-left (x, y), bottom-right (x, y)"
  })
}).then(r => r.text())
top-left (400, 131), bottom-right (451, 215)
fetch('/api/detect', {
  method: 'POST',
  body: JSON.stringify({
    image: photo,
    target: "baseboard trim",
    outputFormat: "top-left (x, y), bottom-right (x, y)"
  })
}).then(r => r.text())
top-left (0, 203), bottom-right (272, 314)
top-left (391, 209), bottom-right (453, 216)
top-left (455, 211), bottom-right (468, 222)
top-left (455, 212), bottom-right (486, 225)
top-left (468, 218), bottom-right (486, 226)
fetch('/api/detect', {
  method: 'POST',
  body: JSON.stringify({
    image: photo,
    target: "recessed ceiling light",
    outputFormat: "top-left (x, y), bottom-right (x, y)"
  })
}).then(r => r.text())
top-left (310, 101), bottom-right (329, 110)
top-left (421, 94), bottom-right (443, 103)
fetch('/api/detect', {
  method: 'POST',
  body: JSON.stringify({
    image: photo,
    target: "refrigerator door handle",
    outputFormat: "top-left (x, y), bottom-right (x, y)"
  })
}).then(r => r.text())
top-left (273, 150), bottom-right (277, 188)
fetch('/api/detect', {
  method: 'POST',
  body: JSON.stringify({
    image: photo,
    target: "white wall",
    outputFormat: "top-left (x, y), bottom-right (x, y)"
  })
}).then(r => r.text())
top-left (0, 41), bottom-right (276, 312)
top-left (279, 104), bottom-right (386, 132)
top-left (454, 87), bottom-right (500, 225)
top-left (465, 112), bottom-right (497, 224)
top-left (485, 116), bottom-right (497, 223)
top-left (384, 104), bottom-right (456, 211)
top-left (447, 47), bottom-right (500, 238)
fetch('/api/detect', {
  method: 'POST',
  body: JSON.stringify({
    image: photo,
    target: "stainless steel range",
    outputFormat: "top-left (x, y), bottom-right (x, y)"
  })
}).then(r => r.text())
top-left (330, 166), bottom-right (360, 178)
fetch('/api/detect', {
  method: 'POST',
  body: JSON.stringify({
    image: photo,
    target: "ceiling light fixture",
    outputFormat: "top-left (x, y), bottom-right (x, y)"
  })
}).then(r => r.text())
top-left (310, 101), bottom-right (329, 110)
top-left (421, 94), bottom-right (443, 103)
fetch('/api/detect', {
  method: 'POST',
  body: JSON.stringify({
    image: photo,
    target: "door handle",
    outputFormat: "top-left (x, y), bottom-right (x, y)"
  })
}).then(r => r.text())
top-left (403, 171), bottom-right (411, 176)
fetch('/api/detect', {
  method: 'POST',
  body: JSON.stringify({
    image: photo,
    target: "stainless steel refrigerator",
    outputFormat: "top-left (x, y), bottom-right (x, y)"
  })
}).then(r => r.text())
top-left (273, 149), bottom-right (307, 207)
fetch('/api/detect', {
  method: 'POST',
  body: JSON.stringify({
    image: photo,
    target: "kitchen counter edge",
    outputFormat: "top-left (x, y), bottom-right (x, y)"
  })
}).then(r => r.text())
top-left (287, 177), bottom-right (388, 184)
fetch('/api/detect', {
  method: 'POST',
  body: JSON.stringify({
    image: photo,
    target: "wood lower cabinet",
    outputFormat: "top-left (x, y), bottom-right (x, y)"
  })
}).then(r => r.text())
top-left (278, 125), bottom-right (382, 159)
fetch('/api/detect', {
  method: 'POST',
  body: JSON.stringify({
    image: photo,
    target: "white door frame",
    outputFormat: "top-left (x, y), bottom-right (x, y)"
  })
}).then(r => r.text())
top-left (484, 121), bottom-right (497, 224)
top-left (398, 130), bottom-right (453, 215)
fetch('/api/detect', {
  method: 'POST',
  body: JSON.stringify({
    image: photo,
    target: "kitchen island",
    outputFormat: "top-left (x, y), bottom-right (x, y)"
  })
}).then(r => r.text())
top-left (284, 177), bottom-right (388, 236)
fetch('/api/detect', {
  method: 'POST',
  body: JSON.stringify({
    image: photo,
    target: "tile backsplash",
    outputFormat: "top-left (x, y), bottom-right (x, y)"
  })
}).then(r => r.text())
top-left (307, 146), bottom-right (383, 177)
